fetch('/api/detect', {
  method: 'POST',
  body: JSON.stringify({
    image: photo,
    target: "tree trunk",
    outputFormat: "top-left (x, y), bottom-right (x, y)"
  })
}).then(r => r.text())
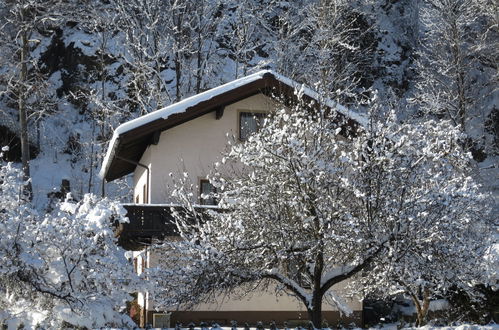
top-left (101, 178), bottom-right (105, 198)
top-left (175, 51), bottom-right (181, 101)
top-left (411, 287), bottom-right (431, 327)
top-left (308, 293), bottom-right (323, 328)
top-left (196, 33), bottom-right (202, 94)
top-left (308, 298), bottom-right (322, 329)
top-left (87, 122), bottom-right (95, 193)
top-left (450, 21), bottom-right (467, 132)
top-left (19, 26), bottom-right (32, 200)
top-left (174, 11), bottom-right (183, 102)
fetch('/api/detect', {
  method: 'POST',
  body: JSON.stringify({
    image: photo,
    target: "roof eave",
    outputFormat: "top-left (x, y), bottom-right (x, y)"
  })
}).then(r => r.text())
top-left (101, 70), bottom-right (367, 182)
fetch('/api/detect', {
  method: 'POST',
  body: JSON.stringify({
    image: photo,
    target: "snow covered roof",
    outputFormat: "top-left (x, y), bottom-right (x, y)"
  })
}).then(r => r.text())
top-left (99, 70), bottom-right (366, 182)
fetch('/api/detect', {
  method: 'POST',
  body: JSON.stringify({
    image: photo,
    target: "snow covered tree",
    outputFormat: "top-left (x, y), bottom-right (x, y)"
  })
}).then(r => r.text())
top-left (412, 0), bottom-right (498, 157)
top-left (301, 0), bottom-right (376, 102)
top-left (267, 0), bottom-right (377, 104)
top-left (367, 0), bottom-right (421, 99)
top-left (112, 0), bottom-right (174, 112)
top-left (185, 0), bottom-right (224, 93)
top-left (72, 1), bottom-right (126, 196)
top-left (152, 97), bottom-right (491, 327)
top-left (352, 103), bottom-right (493, 326)
top-left (269, 0), bottom-right (311, 77)
top-left (0, 0), bottom-right (64, 198)
top-left (217, 0), bottom-right (273, 78)
top-left (114, 0), bottom-right (223, 107)
top-left (0, 160), bottom-right (140, 328)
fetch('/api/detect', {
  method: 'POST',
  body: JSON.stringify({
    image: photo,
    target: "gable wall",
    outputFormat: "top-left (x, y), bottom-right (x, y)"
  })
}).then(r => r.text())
top-left (134, 93), bottom-right (277, 204)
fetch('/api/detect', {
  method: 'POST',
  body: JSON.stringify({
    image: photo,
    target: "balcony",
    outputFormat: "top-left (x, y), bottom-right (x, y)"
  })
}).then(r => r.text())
top-left (116, 204), bottom-right (217, 250)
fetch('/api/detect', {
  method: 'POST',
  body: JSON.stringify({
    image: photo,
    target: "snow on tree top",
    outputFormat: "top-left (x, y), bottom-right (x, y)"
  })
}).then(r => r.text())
top-left (99, 70), bottom-right (366, 180)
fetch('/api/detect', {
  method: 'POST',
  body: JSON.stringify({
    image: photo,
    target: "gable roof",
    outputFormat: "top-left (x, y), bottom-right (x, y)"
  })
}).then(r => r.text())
top-left (99, 70), bottom-right (367, 182)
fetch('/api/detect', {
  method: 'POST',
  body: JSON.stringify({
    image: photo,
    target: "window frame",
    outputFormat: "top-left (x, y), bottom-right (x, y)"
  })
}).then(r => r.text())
top-left (238, 110), bottom-right (267, 141)
top-left (199, 179), bottom-right (217, 205)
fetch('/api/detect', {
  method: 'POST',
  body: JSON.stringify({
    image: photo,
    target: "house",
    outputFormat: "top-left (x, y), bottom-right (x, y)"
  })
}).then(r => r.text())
top-left (99, 70), bottom-right (366, 328)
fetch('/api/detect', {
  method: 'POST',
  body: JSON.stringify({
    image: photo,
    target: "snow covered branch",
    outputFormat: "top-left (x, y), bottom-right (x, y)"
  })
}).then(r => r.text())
top-left (153, 99), bottom-right (493, 327)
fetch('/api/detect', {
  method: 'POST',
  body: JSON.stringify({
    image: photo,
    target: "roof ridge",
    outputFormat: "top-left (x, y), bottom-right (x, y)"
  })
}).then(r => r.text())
top-left (99, 70), bottom-right (366, 181)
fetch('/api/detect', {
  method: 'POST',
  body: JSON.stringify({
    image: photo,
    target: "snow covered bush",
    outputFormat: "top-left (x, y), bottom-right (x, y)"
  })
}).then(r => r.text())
top-left (0, 162), bottom-right (138, 329)
top-left (152, 99), bottom-right (492, 327)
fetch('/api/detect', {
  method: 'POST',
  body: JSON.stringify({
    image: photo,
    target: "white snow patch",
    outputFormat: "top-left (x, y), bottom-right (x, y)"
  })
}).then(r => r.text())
top-left (101, 325), bottom-right (499, 330)
top-left (324, 289), bottom-right (353, 316)
top-left (63, 29), bottom-right (100, 57)
top-left (484, 238), bottom-right (499, 290)
top-left (418, 326), bottom-right (499, 330)
top-left (269, 71), bottom-right (368, 127)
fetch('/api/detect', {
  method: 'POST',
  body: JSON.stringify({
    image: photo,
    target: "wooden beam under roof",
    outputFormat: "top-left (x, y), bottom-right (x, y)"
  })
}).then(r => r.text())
top-left (215, 106), bottom-right (225, 120)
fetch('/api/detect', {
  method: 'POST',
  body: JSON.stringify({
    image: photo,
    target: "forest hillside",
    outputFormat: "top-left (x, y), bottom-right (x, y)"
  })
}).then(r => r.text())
top-left (0, 0), bottom-right (497, 209)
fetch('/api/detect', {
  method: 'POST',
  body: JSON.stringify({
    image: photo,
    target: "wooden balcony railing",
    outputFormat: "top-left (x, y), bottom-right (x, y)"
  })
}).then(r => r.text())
top-left (116, 204), bottom-right (216, 250)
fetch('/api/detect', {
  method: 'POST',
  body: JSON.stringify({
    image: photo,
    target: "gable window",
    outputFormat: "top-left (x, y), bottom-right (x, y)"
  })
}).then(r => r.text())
top-left (199, 179), bottom-right (217, 205)
top-left (239, 112), bottom-right (266, 140)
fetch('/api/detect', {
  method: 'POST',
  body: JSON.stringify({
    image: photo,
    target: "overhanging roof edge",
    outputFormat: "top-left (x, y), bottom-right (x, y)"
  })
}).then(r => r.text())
top-left (100, 70), bottom-right (367, 182)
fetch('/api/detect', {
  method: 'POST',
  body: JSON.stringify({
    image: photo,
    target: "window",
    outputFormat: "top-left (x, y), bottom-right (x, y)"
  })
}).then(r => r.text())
top-left (287, 258), bottom-right (311, 289)
top-left (199, 179), bottom-right (217, 205)
top-left (153, 313), bottom-right (170, 328)
top-left (239, 112), bottom-right (266, 140)
top-left (142, 184), bottom-right (148, 204)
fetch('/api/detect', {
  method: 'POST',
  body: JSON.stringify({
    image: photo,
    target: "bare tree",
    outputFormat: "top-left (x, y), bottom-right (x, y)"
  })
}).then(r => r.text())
top-left (189, 0), bottom-right (223, 93)
top-left (307, 0), bottom-right (365, 97)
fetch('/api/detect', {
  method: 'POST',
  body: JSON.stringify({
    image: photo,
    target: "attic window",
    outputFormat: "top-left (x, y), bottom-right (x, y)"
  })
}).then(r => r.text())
top-left (199, 179), bottom-right (217, 205)
top-left (239, 112), bottom-right (266, 140)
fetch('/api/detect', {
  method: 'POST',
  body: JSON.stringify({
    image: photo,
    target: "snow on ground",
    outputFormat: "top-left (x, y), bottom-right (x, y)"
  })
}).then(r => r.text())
top-left (384, 326), bottom-right (499, 330)
top-left (102, 325), bottom-right (499, 330)
top-left (27, 91), bottom-right (130, 209)
top-left (393, 299), bottom-right (451, 317)
top-left (347, 325), bottom-right (499, 330)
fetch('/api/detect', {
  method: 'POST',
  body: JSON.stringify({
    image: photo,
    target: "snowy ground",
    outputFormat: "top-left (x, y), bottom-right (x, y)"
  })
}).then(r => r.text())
top-left (104, 325), bottom-right (499, 330)
top-left (369, 325), bottom-right (499, 330)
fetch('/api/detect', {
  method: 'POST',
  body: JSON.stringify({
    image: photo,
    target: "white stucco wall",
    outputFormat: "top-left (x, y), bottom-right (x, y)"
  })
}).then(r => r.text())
top-left (147, 245), bottom-right (362, 312)
top-left (133, 146), bottom-right (152, 204)
top-left (135, 93), bottom-right (276, 204)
